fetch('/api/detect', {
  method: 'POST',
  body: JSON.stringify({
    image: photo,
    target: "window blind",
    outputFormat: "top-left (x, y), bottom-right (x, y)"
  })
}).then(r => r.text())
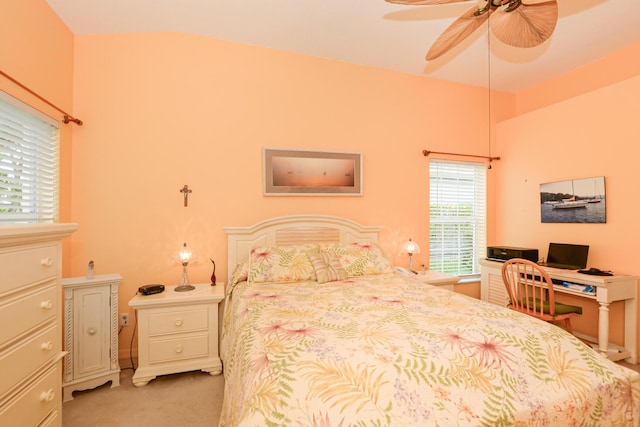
top-left (429, 159), bottom-right (486, 276)
top-left (0, 92), bottom-right (59, 223)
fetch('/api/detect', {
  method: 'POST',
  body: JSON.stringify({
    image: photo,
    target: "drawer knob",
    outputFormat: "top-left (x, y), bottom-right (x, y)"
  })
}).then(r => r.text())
top-left (40, 389), bottom-right (55, 403)
top-left (175, 345), bottom-right (183, 353)
top-left (175, 319), bottom-right (183, 327)
top-left (41, 341), bottom-right (53, 351)
top-left (87, 327), bottom-right (97, 335)
top-left (40, 300), bottom-right (53, 310)
top-left (40, 257), bottom-right (53, 267)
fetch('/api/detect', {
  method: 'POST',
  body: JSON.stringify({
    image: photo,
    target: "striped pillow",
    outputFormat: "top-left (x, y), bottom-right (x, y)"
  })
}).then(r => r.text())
top-left (307, 247), bottom-right (347, 284)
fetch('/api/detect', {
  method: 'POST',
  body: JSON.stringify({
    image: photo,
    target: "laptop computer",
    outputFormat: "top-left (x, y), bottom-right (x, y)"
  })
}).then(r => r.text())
top-left (541, 243), bottom-right (589, 270)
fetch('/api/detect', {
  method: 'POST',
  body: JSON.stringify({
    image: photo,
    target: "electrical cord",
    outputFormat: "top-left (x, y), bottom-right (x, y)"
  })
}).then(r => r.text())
top-left (130, 294), bottom-right (138, 371)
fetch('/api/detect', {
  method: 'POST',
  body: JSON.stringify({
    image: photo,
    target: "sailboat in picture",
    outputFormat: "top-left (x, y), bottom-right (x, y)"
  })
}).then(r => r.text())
top-left (552, 180), bottom-right (588, 209)
top-left (588, 180), bottom-right (602, 203)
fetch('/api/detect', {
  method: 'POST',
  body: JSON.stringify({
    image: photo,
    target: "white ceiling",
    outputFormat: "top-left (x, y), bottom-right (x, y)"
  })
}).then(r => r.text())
top-left (46, 0), bottom-right (640, 93)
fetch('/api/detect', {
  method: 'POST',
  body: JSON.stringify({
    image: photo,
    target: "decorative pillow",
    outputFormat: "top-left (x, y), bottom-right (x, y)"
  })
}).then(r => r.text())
top-left (230, 259), bottom-right (249, 285)
top-left (319, 242), bottom-right (394, 277)
top-left (247, 244), bottom-right (317, 284)
top-left (307, 247), bottom-right (347, 284)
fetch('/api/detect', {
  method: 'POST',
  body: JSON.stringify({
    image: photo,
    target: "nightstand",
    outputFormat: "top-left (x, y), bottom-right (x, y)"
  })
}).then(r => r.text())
top-left (62, 273), bottom-right (122, 401)
top-left (128, 283), bottom-right (224, 387)
top-left (414, 270), bottom-right (459, 291)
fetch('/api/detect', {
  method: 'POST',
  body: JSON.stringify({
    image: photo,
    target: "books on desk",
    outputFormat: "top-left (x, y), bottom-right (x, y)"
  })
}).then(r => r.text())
top-left (557, 280), bottom-right (595, 294)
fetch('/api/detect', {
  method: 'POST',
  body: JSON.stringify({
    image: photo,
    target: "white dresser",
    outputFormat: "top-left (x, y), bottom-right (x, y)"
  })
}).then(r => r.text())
top-left (62, 274), bottom-right (122, 401)
top-left (0, 223), bottom-right (77, 427)
top-left (129, 283), bottom-right (224, 386)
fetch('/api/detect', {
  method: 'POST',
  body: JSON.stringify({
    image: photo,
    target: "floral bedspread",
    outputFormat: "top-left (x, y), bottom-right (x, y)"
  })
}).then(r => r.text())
top-left (219, 274), bottom-right (640, 426)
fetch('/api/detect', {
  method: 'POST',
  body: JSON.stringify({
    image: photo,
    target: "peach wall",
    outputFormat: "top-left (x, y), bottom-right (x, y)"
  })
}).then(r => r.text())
top-left (494, 74), bottom-right (640, 344)
top-left (7, 1), bottom-right (638, 361)
top-left (70, 32), bottom-right (492, 356)
top-left (516, 42), bottom-right (640, 116)
top-left (1, 0), bottom-right (75, 269)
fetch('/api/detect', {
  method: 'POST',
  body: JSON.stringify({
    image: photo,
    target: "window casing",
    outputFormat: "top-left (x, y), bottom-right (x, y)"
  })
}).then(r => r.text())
top-left (429, 159), bottom-right (486, 277)
top-left (0, 92), bottom-right (59, 223)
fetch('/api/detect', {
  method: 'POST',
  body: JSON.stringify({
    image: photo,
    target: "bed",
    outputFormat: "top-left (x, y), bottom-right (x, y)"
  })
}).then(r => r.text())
top-left (219, 215), bottom-right (640, 426)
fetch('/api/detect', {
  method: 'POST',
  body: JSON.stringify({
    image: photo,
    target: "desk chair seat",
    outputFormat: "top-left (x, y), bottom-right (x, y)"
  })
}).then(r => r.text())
top-left (501, 258), bottom-right (582, 334)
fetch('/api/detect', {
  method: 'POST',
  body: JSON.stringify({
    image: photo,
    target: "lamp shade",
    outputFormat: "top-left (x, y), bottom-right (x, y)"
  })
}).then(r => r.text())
top-left (402, 239), bottom-right (421, 255)
top-left (174, 242), bottom-right (196, 292)
top-left (178, 242), bottom-right (193, 264)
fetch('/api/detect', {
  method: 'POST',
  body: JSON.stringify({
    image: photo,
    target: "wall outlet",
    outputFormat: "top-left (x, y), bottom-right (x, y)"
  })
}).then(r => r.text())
top-left (120, 313), bottom-right (129, 327)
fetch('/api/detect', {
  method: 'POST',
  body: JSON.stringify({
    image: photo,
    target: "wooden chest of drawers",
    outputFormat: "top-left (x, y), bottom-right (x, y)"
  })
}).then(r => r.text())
top-left (0, 224), bottom-right (77, 427)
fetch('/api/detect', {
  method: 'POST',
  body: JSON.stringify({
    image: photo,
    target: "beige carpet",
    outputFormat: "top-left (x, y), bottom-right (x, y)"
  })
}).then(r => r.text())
top-left (62, 367), bottom-right (224, 427)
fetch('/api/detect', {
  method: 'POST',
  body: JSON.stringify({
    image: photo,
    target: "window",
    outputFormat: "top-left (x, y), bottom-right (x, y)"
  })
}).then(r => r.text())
top-left (0, 92), bottom-right (59, 223)
top-left (429, 159), bottom-right (486, 277)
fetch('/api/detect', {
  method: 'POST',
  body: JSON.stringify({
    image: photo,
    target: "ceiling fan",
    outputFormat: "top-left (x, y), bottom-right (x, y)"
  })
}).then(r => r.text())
top-left (386, 0), bottom-right (558, 60)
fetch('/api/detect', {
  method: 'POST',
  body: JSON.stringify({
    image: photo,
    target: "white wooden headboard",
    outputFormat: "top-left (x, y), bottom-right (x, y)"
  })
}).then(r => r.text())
top-left (224, 214), bottom-right (382, 276)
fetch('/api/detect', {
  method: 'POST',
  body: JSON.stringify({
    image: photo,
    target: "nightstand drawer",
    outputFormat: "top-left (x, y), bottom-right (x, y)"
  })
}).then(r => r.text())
top-left (0, 245), bottom-right (58, 295)
top-left (0, 324), bottom-right (58, 400)
top-left (148, 334), bottom-right (209, 363)
top-left (148, 307), bottom-right (208, 336)
top-left (0, 365), bottom-right (59, 427)
top-left (0, 285), bottom-right (57, 344)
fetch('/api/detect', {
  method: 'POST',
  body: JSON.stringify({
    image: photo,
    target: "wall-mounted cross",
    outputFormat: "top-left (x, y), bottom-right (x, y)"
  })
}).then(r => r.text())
top-left (180, 184), bottom-right (192, 207)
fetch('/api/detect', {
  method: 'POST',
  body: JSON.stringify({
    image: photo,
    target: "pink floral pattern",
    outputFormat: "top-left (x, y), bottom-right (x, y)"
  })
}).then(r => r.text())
top-left (319, 242), bottom-right (394, 277)
top-left (220, 273), bottom-right (640, 426)
top-left (247, 244), bottom-right (317, 283)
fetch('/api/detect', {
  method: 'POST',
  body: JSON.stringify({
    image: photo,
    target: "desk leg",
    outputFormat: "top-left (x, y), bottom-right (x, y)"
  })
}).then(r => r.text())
top-left (597, 301), bottom-right (610, 355)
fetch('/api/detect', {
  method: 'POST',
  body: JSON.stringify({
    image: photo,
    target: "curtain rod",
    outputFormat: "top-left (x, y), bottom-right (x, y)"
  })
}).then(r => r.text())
top-left (0, 70), bottom-right (83, 126)
top-left (423, 150), bottom-right (500, 162)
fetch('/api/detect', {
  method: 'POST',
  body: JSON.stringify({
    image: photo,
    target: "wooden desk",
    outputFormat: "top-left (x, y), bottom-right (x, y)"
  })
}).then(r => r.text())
top-left (480, 258), bottom-right (638, 363)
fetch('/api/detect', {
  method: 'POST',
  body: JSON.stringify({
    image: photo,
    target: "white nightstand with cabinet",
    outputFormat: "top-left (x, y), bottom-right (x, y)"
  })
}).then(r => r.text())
top-left (128, 283), bottom-right (224, 387)
top-left (62, 273), bottom-right (121, 401)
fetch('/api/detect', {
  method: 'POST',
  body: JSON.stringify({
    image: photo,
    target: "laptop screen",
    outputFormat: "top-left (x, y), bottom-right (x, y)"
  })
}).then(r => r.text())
top-left (545, 243), bottom-right (589, 269)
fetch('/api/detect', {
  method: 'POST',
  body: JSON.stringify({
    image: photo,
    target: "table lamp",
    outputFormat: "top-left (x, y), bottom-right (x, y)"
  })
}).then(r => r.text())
top-left (402, 238), bottom-right (421, 272)
top-left (175, 242), bottom-right (195, 292)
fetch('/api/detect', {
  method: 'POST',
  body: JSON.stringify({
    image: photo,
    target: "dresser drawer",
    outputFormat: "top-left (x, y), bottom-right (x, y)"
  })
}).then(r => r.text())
top-left (0, 286), bottom-right (57, 345)
top-left (148, 334), bottom-right (209, 363)
top-left (0, 245), bottom-right (58, 295)
top-left (0, 365), bottom-right (59, 427)
top-left (148, 306), bottom-right (208, 336)
top-left (0, 324), bottom-right (58, 400)
top-left (38, 410), bottom-right (60, 427)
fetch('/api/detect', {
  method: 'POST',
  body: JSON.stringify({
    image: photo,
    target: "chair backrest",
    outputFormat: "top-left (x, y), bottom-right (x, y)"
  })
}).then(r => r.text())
top-left (501, 258), bottom-right (557, 318)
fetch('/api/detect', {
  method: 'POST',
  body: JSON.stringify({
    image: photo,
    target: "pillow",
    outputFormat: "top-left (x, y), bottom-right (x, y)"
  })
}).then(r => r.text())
top-left (230, 259), bottom-right (249, 285)
top-left (320, 242), bottom-right (394, 277)
top-left (247, 244), bottom-right (317, 284)
top-left (307, 247), bottom-right (347, 284)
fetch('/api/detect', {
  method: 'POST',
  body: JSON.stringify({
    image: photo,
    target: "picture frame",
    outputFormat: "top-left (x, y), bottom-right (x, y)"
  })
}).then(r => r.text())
top-left (263, 147), bottom-right (363, 196)
top-left (540, 176), bottom-right (606, 223)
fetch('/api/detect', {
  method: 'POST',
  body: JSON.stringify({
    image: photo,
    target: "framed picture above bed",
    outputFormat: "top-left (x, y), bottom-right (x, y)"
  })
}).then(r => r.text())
top-left (263, 147), bottom-right (362, 196)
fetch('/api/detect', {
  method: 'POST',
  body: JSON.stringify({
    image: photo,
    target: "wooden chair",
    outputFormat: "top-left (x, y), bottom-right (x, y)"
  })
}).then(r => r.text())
top-left (501, 258), bottom-right (582, 334)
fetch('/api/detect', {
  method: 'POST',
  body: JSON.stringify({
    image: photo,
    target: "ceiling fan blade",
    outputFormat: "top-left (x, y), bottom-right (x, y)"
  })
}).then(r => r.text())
top-left (385, 0), bottom-right (472, 5)
top-left (490, 0), bottom-right (558, 48)
top-left (426, 5), bottom-right (490, 60)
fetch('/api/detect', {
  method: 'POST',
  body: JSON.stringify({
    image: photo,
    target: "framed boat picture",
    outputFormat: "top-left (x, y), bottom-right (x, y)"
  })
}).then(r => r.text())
top-left (540, 176), bottom-right (606, 223)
